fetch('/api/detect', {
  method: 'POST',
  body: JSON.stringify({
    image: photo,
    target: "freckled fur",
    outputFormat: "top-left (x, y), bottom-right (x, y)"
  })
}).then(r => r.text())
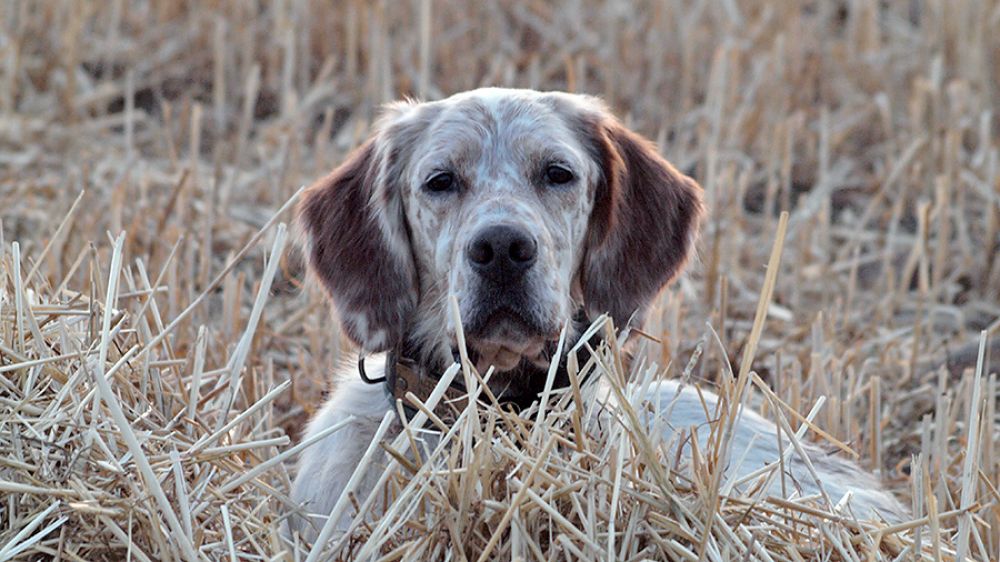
top-left (288, 88), bottom-right (909, 544)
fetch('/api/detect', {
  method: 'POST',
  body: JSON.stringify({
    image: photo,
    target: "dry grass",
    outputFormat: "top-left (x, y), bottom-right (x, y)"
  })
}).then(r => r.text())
top-left (1, 1), bottom-right (998, 560)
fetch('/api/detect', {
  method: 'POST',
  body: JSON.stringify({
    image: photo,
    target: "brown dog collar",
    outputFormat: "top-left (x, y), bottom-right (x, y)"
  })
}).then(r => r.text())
top-left (358, 350), bottom-right (544, 426)
top-left (385, 352), bottom-right (470, 423)
top-left (357, 351), bottom-right (470, 425)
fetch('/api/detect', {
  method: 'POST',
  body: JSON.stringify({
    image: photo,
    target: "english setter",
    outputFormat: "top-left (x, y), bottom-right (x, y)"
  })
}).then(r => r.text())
top-left (289, 88), bottom-right (908, 541)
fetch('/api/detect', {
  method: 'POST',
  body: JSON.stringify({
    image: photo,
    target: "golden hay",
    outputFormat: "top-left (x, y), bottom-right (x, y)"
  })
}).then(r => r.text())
top-left (1, 1), bottom-right (998, 560)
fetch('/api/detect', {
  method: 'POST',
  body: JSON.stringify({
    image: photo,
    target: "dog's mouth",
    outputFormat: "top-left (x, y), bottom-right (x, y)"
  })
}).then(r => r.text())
top-left (461, 307), bottom-right (559, 372)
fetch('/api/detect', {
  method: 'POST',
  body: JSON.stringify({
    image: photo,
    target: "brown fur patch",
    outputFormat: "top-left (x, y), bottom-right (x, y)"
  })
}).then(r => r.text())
top-left (298, 140), bottom-right (417, 351)
top-left (575, 113), bottom-right (706, 327)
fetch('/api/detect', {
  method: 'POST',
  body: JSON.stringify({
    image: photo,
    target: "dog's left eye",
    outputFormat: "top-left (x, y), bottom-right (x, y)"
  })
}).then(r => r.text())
top-left (545, 165), bottom-right (574, 185)
top-left (425, 172), bottom-right (455, 193)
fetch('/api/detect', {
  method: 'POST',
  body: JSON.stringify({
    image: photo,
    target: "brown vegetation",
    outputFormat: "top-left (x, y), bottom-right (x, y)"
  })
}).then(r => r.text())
top-left (1, 1), bottom-right (997, 560)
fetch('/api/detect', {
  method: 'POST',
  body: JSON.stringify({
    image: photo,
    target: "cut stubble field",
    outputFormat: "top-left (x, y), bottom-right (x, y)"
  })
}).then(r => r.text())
top-left (0, 1), bottom-right (998, 560)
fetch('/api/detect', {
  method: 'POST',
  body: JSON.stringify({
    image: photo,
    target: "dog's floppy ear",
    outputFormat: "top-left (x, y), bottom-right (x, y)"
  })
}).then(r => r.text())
top-left (579, 113), bottom-right (705, 328)
top-left (298, 130), bottom-right (417, 352)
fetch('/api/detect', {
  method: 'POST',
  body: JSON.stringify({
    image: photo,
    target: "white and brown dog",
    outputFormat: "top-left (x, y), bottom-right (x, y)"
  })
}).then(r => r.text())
top-left (289, 88), bottom-right (908, 541)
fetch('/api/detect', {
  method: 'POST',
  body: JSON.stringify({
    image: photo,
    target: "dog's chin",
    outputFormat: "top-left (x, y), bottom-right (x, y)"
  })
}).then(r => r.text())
top-left (463, 310), bottom-right (558, 372)
top-left (469, 338), bottom-right (546, 371)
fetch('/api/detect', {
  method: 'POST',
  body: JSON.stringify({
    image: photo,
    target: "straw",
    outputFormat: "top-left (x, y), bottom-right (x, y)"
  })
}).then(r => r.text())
top-left (2, 3), bottom-right (998, 560)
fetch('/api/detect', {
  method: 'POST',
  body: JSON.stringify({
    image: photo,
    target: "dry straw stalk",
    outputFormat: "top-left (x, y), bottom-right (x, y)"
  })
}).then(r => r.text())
top-left (2, 1), bottom-right (998, 560)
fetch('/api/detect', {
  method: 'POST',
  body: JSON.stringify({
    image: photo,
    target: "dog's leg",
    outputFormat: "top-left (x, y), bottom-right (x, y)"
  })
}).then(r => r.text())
top-left (288, 358), bottom-right (396, 544)
top-left (643, 380), bottom-right (909, 522)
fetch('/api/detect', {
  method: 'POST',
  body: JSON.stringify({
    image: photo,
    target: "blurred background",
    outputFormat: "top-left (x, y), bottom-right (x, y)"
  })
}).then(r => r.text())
top-left (1, 0), bottom-right (998, 558)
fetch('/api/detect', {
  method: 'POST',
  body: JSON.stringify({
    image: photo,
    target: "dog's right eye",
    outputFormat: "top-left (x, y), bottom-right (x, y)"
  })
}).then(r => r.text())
top-left (425, 172), bottom-right (455, 193)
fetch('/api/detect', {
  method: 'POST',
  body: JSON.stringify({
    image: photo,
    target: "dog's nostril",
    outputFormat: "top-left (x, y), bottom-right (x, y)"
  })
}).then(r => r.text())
top-left (469, 238), bottom-right (494, 265)
top-left (509, 237), bottom-right (537, 263)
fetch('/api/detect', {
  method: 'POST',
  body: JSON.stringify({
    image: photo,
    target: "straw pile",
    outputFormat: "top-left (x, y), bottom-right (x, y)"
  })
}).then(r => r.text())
top-left (1, 1), bottom-right (998, 560)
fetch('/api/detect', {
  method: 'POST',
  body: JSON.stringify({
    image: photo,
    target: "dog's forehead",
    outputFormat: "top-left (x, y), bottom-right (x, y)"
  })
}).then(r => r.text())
top-left (416, 89), bottom-right (589, 161)
top-left (440, 87), bottom-right (564, 118)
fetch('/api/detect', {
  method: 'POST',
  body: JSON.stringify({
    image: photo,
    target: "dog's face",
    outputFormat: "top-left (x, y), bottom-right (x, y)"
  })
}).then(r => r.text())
top-left (400, 90), bottom-right (601, 371)
top-left (300, 88), bottom-right (703, 376)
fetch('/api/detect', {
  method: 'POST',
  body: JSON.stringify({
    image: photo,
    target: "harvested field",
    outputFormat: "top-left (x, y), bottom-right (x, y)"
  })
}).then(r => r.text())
top-left (1, 1), bottom-right (998, 560)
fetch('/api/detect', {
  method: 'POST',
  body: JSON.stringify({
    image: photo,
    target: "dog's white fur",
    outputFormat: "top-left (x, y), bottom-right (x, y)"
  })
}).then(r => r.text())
top-left (288, 89), bottom-right (909, 543)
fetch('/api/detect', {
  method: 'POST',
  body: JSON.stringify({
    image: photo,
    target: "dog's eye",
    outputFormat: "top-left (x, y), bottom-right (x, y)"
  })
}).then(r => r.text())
top-left (545, 165), bottom-right (574, 185)
top-left (425, 172), bottom-right (455, 193)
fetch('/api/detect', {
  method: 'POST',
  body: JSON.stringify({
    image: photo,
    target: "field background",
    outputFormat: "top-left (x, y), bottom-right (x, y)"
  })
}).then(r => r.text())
top-left (1, 1), bottom-right (998, 560)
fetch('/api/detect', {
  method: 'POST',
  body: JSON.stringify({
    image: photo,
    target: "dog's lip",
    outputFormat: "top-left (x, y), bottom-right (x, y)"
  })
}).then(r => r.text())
top-left (469, 338), bottom-right (546, 359)
top-left (464, 307), bottom-right (559, 343)
top-left (457, 307), bottom-right (559, 371)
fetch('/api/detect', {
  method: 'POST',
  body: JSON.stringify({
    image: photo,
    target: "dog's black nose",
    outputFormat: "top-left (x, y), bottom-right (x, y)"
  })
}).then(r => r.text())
top-left (467, 225), bottom-right (537, 280)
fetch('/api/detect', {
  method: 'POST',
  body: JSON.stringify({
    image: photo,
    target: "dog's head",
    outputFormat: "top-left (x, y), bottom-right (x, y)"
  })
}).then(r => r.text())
top-left (300, 88), bottom-right (703, 378)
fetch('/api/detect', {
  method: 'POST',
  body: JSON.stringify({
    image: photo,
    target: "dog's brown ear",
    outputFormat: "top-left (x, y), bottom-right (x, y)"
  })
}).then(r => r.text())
top-left (298, 138), bottom-right (417, 352)
top-left (581, 116), bottom-right (705, 328)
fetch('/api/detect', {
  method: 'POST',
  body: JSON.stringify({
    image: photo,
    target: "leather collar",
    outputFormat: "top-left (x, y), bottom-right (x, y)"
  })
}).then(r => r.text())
top-left (360, 350), bottom-right (551, 427)
top-left (385, 350), bottom-right (469, 423)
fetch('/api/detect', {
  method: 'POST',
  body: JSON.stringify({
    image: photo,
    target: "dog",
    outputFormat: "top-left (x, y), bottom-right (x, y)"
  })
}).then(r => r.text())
top-left (288, 88), bottom-right (909, 543)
